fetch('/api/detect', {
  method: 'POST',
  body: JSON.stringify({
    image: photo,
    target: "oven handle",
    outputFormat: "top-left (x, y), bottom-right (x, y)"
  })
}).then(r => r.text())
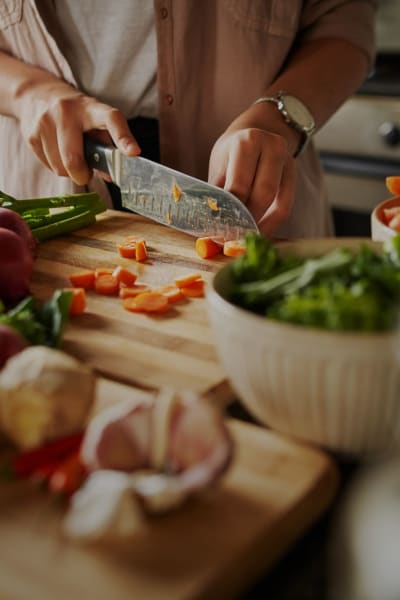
top-left (319, 152), bottom-right (400, 179)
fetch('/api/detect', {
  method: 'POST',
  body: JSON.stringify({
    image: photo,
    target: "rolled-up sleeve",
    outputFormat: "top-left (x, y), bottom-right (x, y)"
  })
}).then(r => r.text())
top-left (298, 0), bottom-right (377, 64)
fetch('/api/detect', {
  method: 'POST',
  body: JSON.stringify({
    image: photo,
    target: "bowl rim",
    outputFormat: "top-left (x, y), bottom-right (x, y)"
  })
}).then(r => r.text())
top-left (207, 237), bottom-right (396, 342)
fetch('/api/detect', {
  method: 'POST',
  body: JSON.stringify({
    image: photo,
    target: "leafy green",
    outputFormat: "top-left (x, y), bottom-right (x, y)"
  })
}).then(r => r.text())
top-left (230, 233), bottom-right (400, 332)
top-left (0, 190), bottom-right (106, 241)
top-left (0, 290), bottom-right (72, 347)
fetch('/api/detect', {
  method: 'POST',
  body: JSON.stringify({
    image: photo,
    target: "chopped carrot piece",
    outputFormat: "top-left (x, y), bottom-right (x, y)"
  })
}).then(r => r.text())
top-left (119, 284), bottom-right (151, 299)
top-left (64, 287), bottom-right (86, 315)
top-left (180, 279), bottom-right (205, 298)
top-left (207, 198), bottom-right (220, 211)
top-left (122, 292), bottom-right (170, 314)
top-left (383, 206), bottom-right (400, 224)
top-left (94, 274), bottom-right (119, 295)
top-left (195, 237), bottom-right (223, 259)
top-left (223, 239), bottom-right (247, 257)
top-left (48, 451), bottom-right (87, 496)
top-left (112, 266), bottom-right (137, 287)
top-left (117, 241), bottom-right (136, 259)
top-left (386, 177), bottom-right (400, 196)
top-left (174, 273), bottom-right (202, 288)
top-left (95, 267), bottom-right (113, 278)
top-left (172, 183), bottom-right (182, 202)
top-left (135, 240), bottom-right (147, 262)
top-left (155, 284), bottom-right (183, 303)
top-left (68, 270), bottom-right (95, 289)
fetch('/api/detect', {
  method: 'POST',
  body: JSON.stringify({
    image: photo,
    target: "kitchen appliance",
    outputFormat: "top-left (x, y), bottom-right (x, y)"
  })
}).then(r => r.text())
top-left (84, 138), bottom-right (258, 240)
top-left (314, 0), bottom-right (400, 237)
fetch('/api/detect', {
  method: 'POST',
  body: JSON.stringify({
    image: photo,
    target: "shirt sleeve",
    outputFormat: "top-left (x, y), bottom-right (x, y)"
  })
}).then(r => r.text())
top-left (298, 0), bottom-right (377, 65)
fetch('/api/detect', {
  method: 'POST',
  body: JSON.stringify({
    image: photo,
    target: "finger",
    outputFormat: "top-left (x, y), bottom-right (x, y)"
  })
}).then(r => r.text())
top-left (246, 146), bottom-right (285, 222)
top-left (86, 104), bottom-right (140, 156)
top-left (56, 121), bottom-right (91, 185)
top-left (223, 132), bottom-right (262, 204)
top-left (39, 119), bottom-right (73, 179)
top-left (257, 158), bottom-right (296, 237)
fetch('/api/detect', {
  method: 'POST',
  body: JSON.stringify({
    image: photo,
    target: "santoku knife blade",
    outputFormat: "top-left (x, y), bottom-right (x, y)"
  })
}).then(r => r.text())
top-left (84, 137), bottom-right (259, 240)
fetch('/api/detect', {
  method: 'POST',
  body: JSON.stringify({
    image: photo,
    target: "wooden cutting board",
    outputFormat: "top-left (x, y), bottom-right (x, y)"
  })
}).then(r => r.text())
top-left (0, 378), bottom-right (339, 600)
top-left (31, 210), bottom-right (233, 396)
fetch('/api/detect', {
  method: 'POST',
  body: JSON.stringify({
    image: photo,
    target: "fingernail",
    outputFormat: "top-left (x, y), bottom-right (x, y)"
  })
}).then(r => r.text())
top-left (122, 138), bottom-right (139, 154)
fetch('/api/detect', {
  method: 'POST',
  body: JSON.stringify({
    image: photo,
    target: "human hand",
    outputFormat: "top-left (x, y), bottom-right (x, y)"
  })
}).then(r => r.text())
top-left (208, 109), bottom-right (297, 237)
top-left (15, 77), bottom-right (140, 185)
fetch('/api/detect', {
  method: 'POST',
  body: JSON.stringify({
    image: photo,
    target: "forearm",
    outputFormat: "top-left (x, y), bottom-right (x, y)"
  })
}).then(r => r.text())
top-left (237, 38), bottom-right (371, 157)
top-left (0, 50), bottom-right (75, 119)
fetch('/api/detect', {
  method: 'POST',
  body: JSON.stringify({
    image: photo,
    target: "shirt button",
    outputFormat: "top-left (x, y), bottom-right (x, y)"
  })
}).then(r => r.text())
top-left (165, 94), bottom-right (174, 105)
top-left (160, 7), bottom-right (168, 18)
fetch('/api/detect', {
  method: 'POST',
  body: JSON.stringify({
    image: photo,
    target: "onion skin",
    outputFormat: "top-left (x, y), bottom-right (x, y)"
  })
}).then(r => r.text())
top-left (0, 324), bottom-right (27, 369)
top-left (0, 227), bottom-right (34, 305)
top-left (0, 208), bottom-right (36, 257)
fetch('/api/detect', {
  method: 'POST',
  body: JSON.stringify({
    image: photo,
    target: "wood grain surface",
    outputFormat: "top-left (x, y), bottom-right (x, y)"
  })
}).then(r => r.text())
top-left (31, 211), bottom-right (232, 395)
top-left (0, 378), bottom-right (339, 600)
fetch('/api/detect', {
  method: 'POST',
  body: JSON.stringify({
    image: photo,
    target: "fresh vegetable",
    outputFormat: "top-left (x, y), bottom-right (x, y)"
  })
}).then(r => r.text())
top-left (0, 207), bottom-right (36, 256)
top-left (0, 190), bottom-right (106, 242)
top-left (195, 237), bottom-right (222, 259)
top-left (386, 176), bottom-right (400, 196)
top-left (0, 228), bottom-right (34, 305)
top-left (229, 233), bottom-right (400, 332)
top-left (0, 289), bottom-right (72, 347)
top-left (135, 239), bottom-right (147, 262)
top-left (0, 346), bottom-right (95, 449)
top-left (0, 324), bottom-right (27, 368)
top-left (174, 273), bottom-right (203, 288)
top-left (119, 284), bottom-right (151, 299)
top-left (122, 291), bottom-right (170, 314)
top-left (116, 236), bottom-right (147, 261)
top-left (180, 280), bottom-right (205, 298)
top-left (94, 273), bottom-right (119, 295)
top-left (63, 287), bottom-right (86, 315)
top-left (223, 239), bottom-right (247, 257)
top-left (112, 266), bottom-right (137, 287)
top-left (69, 270), bottom-right (96, 289)
top-left (48, 451), bottom-right (87, 496)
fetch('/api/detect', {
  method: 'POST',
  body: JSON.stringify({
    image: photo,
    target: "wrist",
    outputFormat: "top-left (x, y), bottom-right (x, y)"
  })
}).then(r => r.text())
top-left (249, 101), bottom-right (303, 157)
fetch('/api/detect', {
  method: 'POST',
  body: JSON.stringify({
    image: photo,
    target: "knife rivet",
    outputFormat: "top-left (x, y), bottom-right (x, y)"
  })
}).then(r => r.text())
top-left (93, 152), bottom-right (100, 163)
top-left (165, 94), bottom-right (174, 105)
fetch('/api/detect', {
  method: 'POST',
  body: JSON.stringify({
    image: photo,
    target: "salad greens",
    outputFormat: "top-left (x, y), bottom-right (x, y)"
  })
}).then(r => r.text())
top-left (230, 234), bottom-right (400, 332)
top-left (0, 289), bottom-right (72, 347)
top-left (0, 190), bottom-right (106, 241)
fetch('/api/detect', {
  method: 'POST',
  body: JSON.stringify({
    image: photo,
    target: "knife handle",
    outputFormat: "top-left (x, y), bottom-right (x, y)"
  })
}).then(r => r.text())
top-left (83, 135), bottom-right (113, 177)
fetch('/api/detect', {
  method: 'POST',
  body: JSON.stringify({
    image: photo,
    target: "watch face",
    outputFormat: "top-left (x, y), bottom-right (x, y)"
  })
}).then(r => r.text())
top-left (281, 95), bottom-right (315, 131)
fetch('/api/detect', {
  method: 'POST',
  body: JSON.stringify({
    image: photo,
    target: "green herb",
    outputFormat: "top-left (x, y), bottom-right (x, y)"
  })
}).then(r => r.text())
top-left (0, 190), bottom-right (106, 241)
top-left (0, 290), bottom-right (72, 347)
top-left (230, 233), bottom-right (400, 332)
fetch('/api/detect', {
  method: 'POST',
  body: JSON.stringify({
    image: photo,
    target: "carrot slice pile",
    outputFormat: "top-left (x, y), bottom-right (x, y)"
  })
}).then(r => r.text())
top-left (195, 237), bottom-right (223, 259)
top-left (117, 236), bottom-right (147, 261)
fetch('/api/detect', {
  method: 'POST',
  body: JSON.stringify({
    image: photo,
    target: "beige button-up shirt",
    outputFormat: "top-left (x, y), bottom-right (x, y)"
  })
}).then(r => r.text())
top-left (0, 0), bottom-right (376, 238)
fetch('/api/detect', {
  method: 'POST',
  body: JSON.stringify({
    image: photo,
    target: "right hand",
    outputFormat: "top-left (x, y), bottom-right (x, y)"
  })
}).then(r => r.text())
top-left (15, 77), bottom-right (140, 185)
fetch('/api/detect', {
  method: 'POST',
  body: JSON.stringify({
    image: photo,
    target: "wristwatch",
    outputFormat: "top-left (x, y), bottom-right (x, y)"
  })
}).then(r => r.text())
top-left (253, 91), bottom-right (316, 157)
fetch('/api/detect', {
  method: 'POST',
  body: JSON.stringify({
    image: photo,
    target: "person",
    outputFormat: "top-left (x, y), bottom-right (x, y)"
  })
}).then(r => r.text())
top-left (0, 1), bottom-right (376, 239)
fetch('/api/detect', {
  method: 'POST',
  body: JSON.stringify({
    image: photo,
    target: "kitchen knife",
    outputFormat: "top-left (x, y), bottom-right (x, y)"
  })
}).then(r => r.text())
top-left (84, 137), bottom-right (259, 240)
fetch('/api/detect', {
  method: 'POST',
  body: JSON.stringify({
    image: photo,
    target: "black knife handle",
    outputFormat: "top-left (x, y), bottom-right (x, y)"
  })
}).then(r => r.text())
top-left (83, 135), bottom-right (113, 177)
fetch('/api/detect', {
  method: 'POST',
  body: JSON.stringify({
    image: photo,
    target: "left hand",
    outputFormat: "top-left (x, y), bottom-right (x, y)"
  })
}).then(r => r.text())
top-left (208, 113), bottom-right (297, 238)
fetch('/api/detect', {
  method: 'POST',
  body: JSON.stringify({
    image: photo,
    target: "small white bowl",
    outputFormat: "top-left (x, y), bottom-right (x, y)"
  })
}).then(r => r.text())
top-left (371, 196), bottom-right (400, 242)
top-left (206, 238), bottom-right (400, 457)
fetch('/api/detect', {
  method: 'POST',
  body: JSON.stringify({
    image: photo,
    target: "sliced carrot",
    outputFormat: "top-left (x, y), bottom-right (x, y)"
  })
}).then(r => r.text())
top-left (48, 451), bottom-right (87, 496)
top-left (386, 177), bottom-right (400, 196)
top-left (119, 284), bottom-right (151, 299)
top-left (223, 239), bottom-right (247, 257)
top-left (155, 284), bottom-right (183, 303)
top-left (135, 239), bottom-right (147, 262)
top-left (195, 237), bottom-right (223, 259)
top-left (112, 265), bottom-right (137, 287)
top-left (174, 273), bottom-right (202, 288)
top-left (172, 183), bottom-right (182, 202)
top-left (117, 241), bottom-right (137, 259)
top-left (68, 269), bottom-right (95, 289)
top-left (207, 198), bottom-right (220, 211)
top-left (389, 213), bottom-right (400, 232)
top-left (122, 292), bottom-right (170, 314)
top-left (180, 279), bottom-right (205, 298)
top-left (383, 206), bottom-right (400, 224)
top-left (94, 274), bottom-right (119, 295)
top-left (95, 267), bottom-right (113, 278)
top-left (64, 287), bottom-right (86, 315)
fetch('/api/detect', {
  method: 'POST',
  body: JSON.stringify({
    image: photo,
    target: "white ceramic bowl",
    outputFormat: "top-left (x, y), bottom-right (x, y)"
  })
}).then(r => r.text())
top-left (371, 196), bottom-right (400, 242)
top-left (206, 238), bottom-right (400, 457)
